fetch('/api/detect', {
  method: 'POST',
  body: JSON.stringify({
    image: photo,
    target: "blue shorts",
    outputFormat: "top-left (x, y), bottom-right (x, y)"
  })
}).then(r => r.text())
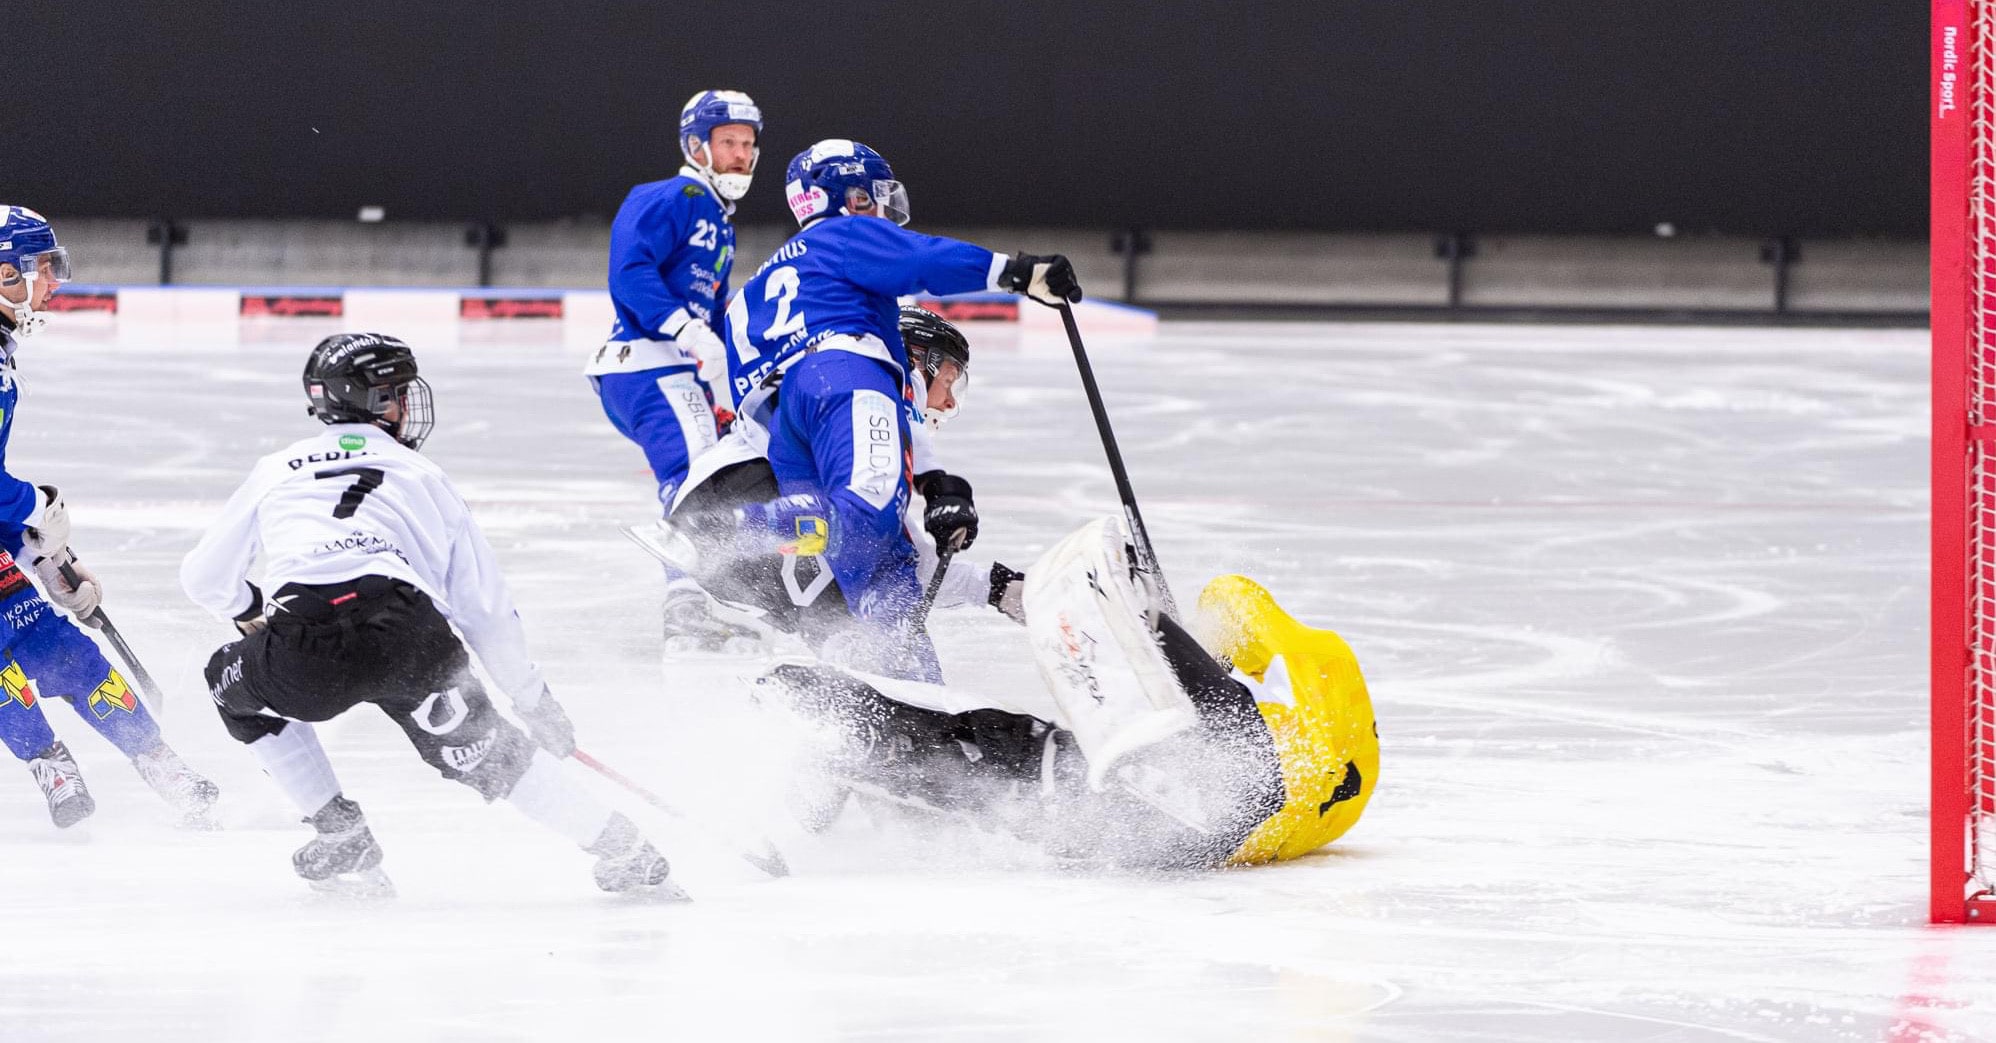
top-left (766, 350), bottom-right (938, 682)
top-left (0, 598), bottom-right (158, 761)
top-left (593, 366), bottom-right (720, 510)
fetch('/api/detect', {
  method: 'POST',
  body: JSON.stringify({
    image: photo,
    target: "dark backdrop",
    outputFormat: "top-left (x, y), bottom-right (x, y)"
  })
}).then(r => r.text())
top-left (23, 2), bottom-right (1921, 236)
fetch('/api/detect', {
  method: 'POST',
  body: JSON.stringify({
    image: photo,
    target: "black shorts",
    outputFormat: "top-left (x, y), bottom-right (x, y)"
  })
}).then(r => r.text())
top-left (203, 576), bottom-right (534, 800)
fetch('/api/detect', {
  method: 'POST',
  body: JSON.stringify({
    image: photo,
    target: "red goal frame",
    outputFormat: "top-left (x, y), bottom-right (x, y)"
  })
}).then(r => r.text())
top-left (1934, 0), bottom-right (1996, 925)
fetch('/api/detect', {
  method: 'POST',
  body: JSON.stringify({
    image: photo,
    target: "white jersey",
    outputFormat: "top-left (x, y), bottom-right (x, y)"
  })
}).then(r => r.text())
top-left (180, 422), bottom-right (543, 701)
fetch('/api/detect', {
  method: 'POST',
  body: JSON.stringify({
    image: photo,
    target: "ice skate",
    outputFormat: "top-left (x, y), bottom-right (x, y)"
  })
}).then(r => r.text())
top-left (28, 740), bottom-right (95, 829)
top-left (588, 812), bottom-right (688, 900)
top-left (294, 795), bottom-right (395, 898)
top-left (661, 582), bottom-right (769, 659)
top-left (132, 739), bottom-right (221, 829)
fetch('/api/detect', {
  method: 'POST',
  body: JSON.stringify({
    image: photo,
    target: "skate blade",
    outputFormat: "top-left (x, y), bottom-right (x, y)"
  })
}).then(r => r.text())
top-left (616, 878), bottom-right (693, 903)
top-left (50, 798), bottom-right (97, 830)
top-left (176, 808), bottom-right (224, 832)
top-left (308, 866), bottom-right (397, 899)
top-left (742, 845), bottom-right (790, 878)
top-left (662, 638), bottom-right (769, 663)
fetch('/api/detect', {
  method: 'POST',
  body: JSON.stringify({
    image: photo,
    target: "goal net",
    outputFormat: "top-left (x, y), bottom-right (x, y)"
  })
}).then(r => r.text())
top-left (1934, 0), bottom-right (1996, 924)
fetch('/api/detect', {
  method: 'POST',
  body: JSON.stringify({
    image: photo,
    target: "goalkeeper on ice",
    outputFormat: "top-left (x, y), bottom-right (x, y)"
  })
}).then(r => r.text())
top-left (751, 517), bottom-right (1380, 869)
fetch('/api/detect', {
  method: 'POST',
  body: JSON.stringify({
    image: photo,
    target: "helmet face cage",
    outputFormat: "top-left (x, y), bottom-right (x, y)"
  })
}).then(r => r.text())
top-left (385, 376), bottom-right (435, 450)
top-left (845, 180), bottom-right (910, 226)
top-left (917, 356), bottom-right (968, 425)
top-left (3, 247), bottom-right (71, 286)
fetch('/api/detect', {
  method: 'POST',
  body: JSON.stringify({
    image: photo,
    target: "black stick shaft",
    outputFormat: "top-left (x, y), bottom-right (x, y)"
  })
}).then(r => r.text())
top-left (572, 748), bottom-right (789, 878)
top-left (1057, 303), bottom-right (1179, 616)
top-left (60, 561), bottom-right (166, 713)
top-left (913, 541), bottom-right (958, 630)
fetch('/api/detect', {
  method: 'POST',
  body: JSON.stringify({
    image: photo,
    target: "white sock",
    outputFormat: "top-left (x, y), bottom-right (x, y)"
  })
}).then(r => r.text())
top-left (506, 750), bottom-right (616, 849)
top-left (249, 722), bottom-right (342, 818)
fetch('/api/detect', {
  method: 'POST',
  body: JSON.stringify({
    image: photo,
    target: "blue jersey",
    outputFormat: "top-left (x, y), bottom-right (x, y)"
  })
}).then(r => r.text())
top-left (0, 330), bottom-right (61, 649)
top-left (0, 334), bottom-right (38, 556)
top-left (723, 216), bottom-right (999, 404)
top-left (607, 171), bottom-right (737, 342)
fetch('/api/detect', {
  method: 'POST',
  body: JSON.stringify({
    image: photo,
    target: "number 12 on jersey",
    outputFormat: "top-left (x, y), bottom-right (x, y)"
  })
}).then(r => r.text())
top-left (726, 264), bottom-right (807, 369)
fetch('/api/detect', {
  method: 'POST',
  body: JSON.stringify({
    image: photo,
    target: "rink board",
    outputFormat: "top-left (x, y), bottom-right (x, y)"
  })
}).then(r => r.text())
top-left (45, 284), bottom-right (1160, 344)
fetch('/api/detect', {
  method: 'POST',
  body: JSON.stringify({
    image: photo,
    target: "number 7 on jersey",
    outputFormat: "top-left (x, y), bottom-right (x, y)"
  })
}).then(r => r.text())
top-left (315, 466), bottom-right (385, 520)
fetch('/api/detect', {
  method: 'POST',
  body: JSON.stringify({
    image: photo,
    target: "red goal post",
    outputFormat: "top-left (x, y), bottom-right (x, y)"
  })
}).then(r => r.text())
top-left (1934, 0), bottom-right (1996, 925)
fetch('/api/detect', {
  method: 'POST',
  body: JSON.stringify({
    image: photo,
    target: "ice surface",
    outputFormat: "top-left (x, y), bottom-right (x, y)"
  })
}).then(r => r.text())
top-left (0, 315), bottom-right (1987, 1042)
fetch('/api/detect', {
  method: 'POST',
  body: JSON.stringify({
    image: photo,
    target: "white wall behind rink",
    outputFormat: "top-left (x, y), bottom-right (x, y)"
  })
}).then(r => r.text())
top-left (62, 287), bottom-right (1157, 349)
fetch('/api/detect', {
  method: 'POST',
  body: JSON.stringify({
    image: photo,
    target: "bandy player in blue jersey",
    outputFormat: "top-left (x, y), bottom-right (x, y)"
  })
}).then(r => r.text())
top-left (0, 206), bottom-right (218, 828)
top-left (586, 91), bottom-right (762, 633)
top-left (720, 140), bottom-right (1080, 681)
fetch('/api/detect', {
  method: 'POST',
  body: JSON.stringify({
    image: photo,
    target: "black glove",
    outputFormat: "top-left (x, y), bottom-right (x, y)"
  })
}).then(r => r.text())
top-left (999, 253), bottom-right (1082, 306)
top-left (915, 470), bottom-right (978, 551)
top-left (518, 687), bottom-right (577, 757)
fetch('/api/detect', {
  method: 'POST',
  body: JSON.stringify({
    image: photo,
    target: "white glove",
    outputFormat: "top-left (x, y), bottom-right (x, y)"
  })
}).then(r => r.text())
top-left (677, 321), bottom-right (735, 414)
top-left (33, 550), bottom-right (102, 625)
top-left (22, 485), bottom-right (69, 561)
top-left (676, 320), bottom-right (727, 375)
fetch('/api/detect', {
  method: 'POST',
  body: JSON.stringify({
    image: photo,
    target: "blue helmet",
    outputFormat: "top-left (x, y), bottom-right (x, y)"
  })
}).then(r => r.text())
top-left (0, 206), bottom-right (70, 338)
top-left (783, 140), bottom-right (910, 228)
top-left (678, 90), bottom-right (762, 202)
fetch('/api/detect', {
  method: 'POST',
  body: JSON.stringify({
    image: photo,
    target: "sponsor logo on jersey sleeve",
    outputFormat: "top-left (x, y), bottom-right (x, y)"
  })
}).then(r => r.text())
top-left (338, 434), bottom-right (367, 451)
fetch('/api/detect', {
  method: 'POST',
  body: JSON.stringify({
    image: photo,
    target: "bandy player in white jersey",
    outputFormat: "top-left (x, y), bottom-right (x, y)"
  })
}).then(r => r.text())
top-left (181, 333), bottom-right (683, 897)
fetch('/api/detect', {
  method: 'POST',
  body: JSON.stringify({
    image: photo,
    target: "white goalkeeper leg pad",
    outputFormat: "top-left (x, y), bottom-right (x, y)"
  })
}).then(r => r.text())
top-left (1023, 516), bottom-right (1197, 791)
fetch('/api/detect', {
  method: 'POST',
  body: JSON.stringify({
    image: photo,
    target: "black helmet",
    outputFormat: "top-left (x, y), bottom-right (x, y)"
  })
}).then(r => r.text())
top-left (302, 333), bottom-right (435, 450)
top-left (898, 305), bottom-right (970, 382)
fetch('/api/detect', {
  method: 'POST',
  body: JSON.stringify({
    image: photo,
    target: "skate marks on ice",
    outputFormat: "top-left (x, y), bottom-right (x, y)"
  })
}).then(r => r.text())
top-left (0, 320), bottom-right (1992, 1040)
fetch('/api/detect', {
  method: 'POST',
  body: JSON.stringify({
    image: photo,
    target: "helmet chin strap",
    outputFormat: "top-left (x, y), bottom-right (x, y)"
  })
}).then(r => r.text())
top-left (684, 136), bottom-right (756, 205)
top-left (0, 270), bottom-right (43, 339)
